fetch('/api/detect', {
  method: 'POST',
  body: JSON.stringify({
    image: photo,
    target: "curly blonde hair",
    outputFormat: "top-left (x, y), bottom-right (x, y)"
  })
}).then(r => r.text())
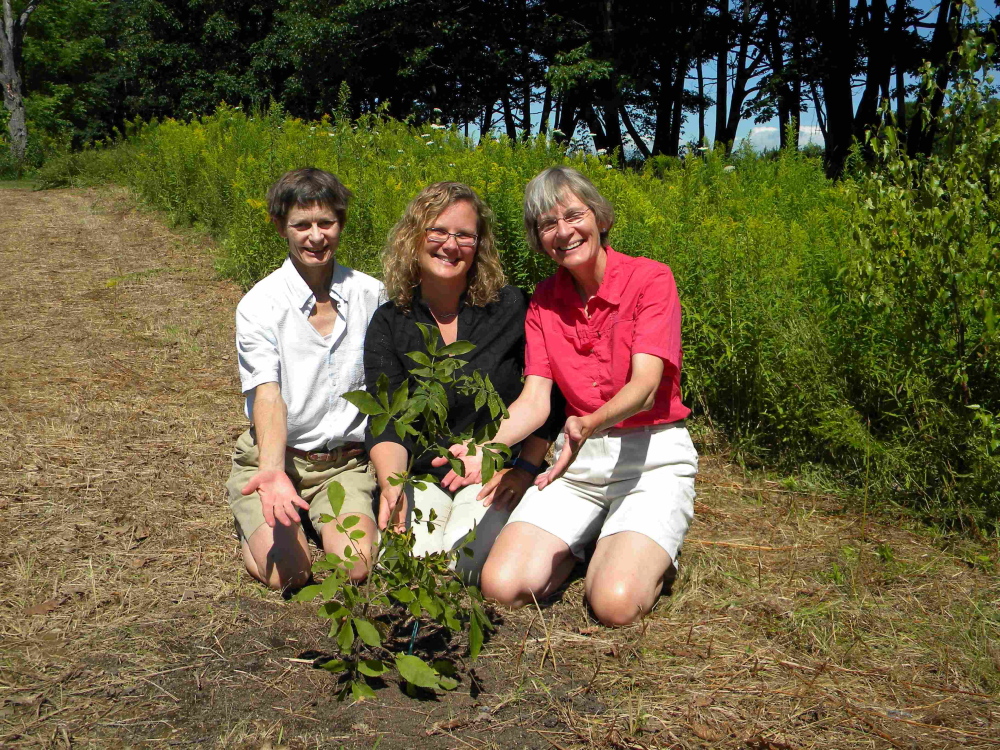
top-left (383, 182), bottom-right (506, 312)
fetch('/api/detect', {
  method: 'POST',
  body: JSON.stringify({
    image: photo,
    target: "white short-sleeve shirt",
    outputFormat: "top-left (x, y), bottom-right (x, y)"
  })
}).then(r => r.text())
top-left (236, 258), bottom-right (386, 451)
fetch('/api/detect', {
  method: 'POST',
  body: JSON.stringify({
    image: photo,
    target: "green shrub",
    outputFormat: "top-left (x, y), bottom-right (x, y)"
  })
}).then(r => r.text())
top-left (831, 32), bottom-right (1000, 526)
top-left (43, 73), bottom-right (1000, 528)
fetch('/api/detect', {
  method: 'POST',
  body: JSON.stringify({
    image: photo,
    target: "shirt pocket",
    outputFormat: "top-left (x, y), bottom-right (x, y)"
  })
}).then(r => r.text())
top-left (608, 312), bottom-right (638, 385)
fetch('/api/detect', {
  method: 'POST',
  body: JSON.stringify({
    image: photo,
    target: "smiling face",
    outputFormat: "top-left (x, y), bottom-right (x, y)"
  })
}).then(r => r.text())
top-left (418, 199), bottom-right (479, 287)
top-left (537, 191), bottom-right (606, 272)
top-left (277, 203), bottom-right (342, 274)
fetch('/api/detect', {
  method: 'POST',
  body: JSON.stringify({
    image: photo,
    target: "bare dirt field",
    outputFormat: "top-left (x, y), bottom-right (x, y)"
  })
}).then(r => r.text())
top-left (1, 186), bottom-right (998, 749)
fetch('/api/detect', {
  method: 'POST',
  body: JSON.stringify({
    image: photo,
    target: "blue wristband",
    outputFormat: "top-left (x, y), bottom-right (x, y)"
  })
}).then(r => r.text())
top-left (512, 456), bottom-right (543, 477)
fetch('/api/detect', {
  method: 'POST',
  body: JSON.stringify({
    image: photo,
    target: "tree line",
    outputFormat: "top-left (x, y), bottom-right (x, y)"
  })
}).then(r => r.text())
top-left (2, 0), bottom-right (997, 176)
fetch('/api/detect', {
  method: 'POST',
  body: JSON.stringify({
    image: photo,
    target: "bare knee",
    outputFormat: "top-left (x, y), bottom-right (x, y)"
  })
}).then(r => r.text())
top-left (481, 558), bottom-right (544, 608)
top-left (242, 534), bottom-right (311, 591)
top-left (244, 556), bottom-right (310, 591)
top-left (588, 582), bottom-right (651, 627)
top-left (345, 553), bottom-right (372, 584)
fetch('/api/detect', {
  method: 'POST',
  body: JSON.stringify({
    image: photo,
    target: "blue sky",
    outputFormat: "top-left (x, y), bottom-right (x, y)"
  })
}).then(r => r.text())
top-left (677, 0), bottom-right (998, 151)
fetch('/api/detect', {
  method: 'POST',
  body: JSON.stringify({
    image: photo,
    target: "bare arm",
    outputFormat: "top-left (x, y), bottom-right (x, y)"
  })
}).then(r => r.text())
top-left (369, 441), bottom-right (409, 532)
top-left (240, 382), bottom-right (308, 526)
top-left (537, 353), bottom-right (664, 488)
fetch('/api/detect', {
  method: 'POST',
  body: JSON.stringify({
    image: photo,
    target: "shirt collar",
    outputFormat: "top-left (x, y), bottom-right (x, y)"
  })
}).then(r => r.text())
top-left (280, 257), bottom-right (348, 314)
top-left (552, 246), bottom-right (623, 307)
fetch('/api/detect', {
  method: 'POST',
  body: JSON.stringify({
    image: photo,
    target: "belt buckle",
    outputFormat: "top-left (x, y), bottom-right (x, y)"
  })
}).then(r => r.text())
top-left (307, 450), bottom-right (333, 462)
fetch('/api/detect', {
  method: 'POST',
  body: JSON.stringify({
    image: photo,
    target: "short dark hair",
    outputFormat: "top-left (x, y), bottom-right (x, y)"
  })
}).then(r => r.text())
top-left (266, 168), bottom-right (352, 228)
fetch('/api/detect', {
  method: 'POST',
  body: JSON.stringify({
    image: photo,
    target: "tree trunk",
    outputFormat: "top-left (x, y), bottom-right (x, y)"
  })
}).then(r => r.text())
top-left (714, 0), bottom-right (730, 148)
top-left (907, 0), bottom-right (963, 156)
top-left (500, 91), bottom-right (518, 140)
top-left (697, 57), bottom-right (705, 146)
top-left (853, 0), bottom-right (891, 142)
top-left (539, 84), bottom-right (552, 136)
top-left (668, 53), bottom-right (689, 156)
top-left (620, 105), bottom-right (650, 158)
top-left (0, 0), bottom-right (42, 165)
top-left (720, 3), bottom-right (765, 149)
top-left (819, 0), bottom-right (856, 178)
top-left (597, 0), bottom-right (624, 158)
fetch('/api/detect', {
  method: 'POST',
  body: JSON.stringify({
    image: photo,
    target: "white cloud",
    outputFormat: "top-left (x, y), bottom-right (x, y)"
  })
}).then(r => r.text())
top-left (743, 124), bottom-right (826, 151)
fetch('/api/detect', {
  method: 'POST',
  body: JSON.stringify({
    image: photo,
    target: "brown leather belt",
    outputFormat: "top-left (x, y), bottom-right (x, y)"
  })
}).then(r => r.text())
top-left (286, 442), bottom-right (366, 463)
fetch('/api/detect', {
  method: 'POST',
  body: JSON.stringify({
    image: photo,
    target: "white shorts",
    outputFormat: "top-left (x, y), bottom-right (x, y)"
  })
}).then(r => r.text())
top-left (506, 423), bottom-right (698, 561)
top-left (407, 482), bottom-right (510, 586)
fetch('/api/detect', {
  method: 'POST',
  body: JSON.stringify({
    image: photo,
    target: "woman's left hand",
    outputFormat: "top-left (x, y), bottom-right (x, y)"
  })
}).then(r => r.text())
top-left (535, 416), bottom-right (595, 489)
top-left (477, 466), bottom-right (534, 510)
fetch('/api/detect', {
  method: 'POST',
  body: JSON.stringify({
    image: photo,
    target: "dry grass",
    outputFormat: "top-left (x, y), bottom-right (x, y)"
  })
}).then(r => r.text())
top-left (1, 186), bottom-right (998, 749)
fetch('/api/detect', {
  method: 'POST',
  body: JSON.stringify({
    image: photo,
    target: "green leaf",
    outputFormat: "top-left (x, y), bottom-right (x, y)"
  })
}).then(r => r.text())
top-left (320, 601), bottom-right (350, 620)
top-left (371, 412), bottom-right (391, 437)
top-left (327, 482), bottom-right (345, 517)
top-left (342, 390), bottom-right (386, 415)
top-left (391, 587), bottom-right (415, 603)
top-left (432, 659), bottom-right (457, 677)
top-left (319, 658), bottom-right (348, 673)
top-left (351, 680), bottom-right (377, 701)
top-left (337, 619), bottom-right (355, 654)
top-left (340, 515), bottom-right (360, 529)
top-left (390, 381), bottom-right (409, 412)
top-left (438, 340), bottom-right (476, 356)
top-left (437, 676), bottom-right (459, 690)
top-left (358, 659), bottom-right (389, 677)
top-left (349, 529), bottom-right (367, 540)
top-left (406, 350), bottom-right (433, 367)
top-left (395, 654), bottom-right (442, 689)
top-left (353, 618), bottom-right (382, 648)
top-left (408, 599), bottom-right (422, 618)
top-left (418, 588), bottom-right (441, 618)
top-left (292, 584), bottom-right (321, 602)
top-left (469, 614), bottom-right (484, 660)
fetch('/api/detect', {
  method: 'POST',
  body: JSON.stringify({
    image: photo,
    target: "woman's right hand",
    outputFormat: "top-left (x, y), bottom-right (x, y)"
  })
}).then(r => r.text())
top-left (430, 444), bottom-right (483, 491)
top-left (477, 466), bottom-right (533, 511)
top-left (378, 484), bottom-right (407, 533)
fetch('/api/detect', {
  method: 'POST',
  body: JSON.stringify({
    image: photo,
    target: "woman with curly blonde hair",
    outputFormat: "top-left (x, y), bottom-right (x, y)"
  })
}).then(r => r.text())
top-left (364, 182), bottom-right (560, 584)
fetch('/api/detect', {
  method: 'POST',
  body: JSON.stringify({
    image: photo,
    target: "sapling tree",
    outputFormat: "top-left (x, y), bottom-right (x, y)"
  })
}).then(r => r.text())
top-left (294, 323), bottom-right (511, 700)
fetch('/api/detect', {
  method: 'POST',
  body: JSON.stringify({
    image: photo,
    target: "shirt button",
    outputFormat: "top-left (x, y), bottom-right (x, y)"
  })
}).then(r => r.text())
top-left (592, 381), bottom-right (598, 387)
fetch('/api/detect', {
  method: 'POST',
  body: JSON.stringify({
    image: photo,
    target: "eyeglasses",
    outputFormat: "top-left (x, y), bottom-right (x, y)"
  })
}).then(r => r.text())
top-left (425, 227), bottom-right (479, 247)
top-left (536, 206), bottom-right (592, 236)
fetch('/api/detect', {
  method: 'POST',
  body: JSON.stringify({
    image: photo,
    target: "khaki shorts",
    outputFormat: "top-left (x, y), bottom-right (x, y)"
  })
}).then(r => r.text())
top-left (226, 429), bottom-right (377, 543)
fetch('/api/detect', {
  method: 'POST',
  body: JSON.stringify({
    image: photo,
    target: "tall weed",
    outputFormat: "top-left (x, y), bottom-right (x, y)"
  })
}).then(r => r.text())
top-left (45, 82), bottom-right (999, 528)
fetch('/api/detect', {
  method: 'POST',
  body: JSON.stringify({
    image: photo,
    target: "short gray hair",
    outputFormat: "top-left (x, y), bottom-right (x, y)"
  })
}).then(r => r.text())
top-left (523, 166), bottom-right (615, 253)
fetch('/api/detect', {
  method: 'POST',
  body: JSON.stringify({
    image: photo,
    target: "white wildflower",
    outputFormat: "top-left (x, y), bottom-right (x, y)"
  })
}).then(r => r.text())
top-left (723, 165), bottom-right (736, 173)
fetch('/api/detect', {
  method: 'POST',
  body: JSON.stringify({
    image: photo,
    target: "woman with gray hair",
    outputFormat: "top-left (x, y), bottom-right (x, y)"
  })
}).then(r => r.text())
top-left (434, 166), bottom-right (697, 626)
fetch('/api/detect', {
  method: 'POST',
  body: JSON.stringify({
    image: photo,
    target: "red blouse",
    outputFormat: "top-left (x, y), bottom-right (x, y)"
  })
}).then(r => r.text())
top-left (524, 246), bottom-right (690, 429)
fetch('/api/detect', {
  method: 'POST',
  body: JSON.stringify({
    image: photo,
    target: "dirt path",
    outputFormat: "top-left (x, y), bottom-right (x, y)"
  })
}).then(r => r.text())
top-left (1, 187), bottom-right (998, 749)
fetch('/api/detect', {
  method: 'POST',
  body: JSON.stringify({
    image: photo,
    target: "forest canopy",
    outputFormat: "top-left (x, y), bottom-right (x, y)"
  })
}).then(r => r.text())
top-left (3, 0), bottom-right (998, 176)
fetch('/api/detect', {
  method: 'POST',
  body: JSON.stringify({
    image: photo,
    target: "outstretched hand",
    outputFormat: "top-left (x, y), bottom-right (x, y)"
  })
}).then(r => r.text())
top-left (430, 443), bottom-right (483, 491)
top-left (535, 416), bottom-right (594, 490)
top-left (242, 469), bottom-right (308, 527)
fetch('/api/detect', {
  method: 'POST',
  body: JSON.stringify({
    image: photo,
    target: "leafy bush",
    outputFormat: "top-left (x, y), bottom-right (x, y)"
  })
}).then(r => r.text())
top-left (831, 32), bottom-right (1000, 526)
top-left (45, 70), bottom-right (1000, 528)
